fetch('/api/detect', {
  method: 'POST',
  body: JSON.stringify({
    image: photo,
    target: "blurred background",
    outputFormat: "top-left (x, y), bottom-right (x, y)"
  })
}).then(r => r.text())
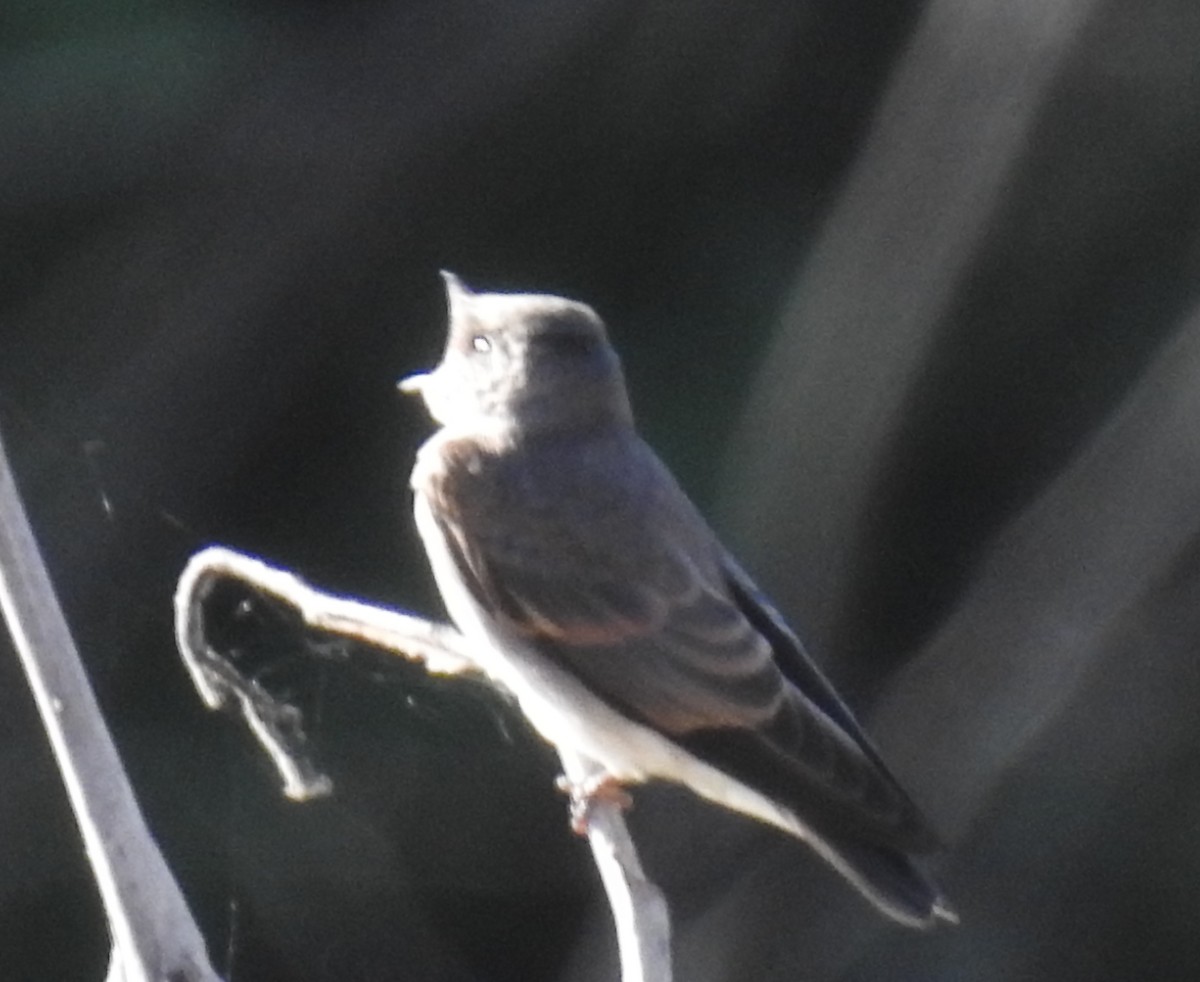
top-left (3, 0), bottom-right (1200, 978)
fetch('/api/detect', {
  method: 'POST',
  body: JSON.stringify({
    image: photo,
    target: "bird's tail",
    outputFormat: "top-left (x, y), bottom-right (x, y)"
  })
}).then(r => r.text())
top-left (806, 825), bottom-right (958, 928)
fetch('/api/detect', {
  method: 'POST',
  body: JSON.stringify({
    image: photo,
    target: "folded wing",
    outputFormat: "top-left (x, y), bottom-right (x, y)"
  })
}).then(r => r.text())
top-left (429, 443), bottom-right (938, 855)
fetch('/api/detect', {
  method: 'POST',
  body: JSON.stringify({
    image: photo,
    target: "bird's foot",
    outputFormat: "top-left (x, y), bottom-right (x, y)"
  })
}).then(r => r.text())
top-left (555, 773), bottom-right (634, 836)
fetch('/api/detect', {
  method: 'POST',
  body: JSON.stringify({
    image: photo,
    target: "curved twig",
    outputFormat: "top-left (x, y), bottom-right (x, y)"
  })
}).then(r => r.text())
top-left (174, 545), bottom-right (672, 981)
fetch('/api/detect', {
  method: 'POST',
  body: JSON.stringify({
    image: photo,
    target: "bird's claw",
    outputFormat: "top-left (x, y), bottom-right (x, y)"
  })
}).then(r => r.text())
top-left (555, 773), bottom-right (634, 836)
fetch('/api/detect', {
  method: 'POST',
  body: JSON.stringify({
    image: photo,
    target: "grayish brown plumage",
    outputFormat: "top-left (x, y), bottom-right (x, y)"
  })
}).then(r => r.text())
top-left (401, 273), bottom-right (954, 927)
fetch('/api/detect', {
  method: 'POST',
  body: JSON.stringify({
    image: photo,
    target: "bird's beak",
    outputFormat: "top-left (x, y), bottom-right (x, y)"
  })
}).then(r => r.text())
top-left (440, 269), bottom-right (472, 320)
top-left (397, 372), bottom-right (429, 396)
top-left (400, 270), bottom-right (468, 400)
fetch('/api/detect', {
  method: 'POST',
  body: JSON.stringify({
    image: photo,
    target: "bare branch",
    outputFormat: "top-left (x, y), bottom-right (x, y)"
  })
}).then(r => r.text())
top-left (0, 427), bottom-right (220, 982)
top-left (174, 545), bottom-right (673, 982)
top-left (559, 752), bottom-right (673, 982)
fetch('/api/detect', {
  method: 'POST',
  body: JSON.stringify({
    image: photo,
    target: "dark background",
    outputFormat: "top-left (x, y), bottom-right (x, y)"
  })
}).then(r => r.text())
top-left (4, 0), bottom-right (1200, 978)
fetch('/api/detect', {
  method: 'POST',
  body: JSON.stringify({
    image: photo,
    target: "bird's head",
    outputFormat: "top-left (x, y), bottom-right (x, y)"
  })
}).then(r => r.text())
top-left (400, 272), bottom-right (633, 436)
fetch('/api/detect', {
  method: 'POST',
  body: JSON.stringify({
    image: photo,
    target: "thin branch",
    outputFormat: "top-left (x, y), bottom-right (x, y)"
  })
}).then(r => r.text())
top-left (559, 753), bottom-right (673, 982)
top-left (174, 545), bottom-right (672, 982)
top-left (0, 427), bottom-right (220, 982)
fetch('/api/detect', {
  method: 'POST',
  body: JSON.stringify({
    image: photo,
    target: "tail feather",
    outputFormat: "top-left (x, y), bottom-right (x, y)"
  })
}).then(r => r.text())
top-left (806, 825), bottom-right (957, 928)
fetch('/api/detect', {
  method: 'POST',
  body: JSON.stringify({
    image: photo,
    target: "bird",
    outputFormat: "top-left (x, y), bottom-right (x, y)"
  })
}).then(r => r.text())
top-left (399, 271), bottom-right (955, 928)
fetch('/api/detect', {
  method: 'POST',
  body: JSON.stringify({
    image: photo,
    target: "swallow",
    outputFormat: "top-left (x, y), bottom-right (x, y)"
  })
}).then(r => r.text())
top-left (399, 272), bottom-right (954, 927)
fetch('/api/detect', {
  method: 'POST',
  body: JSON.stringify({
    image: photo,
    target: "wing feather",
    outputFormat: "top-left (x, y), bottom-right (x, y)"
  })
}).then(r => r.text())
top-left (423, 431), bottom-right (937, 852)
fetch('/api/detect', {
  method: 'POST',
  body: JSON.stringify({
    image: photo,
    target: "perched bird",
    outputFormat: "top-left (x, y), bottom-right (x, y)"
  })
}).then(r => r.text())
top-left (400, 272), bottom-right (954, 928)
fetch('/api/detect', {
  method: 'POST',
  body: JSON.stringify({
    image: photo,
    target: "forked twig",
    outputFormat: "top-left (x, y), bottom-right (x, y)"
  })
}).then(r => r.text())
top-left (174, 545), bottom-right (672, 982)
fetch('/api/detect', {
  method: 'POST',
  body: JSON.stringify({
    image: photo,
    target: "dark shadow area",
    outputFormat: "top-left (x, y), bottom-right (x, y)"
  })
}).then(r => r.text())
top-left (6, 0), bottom-right (1200, 979)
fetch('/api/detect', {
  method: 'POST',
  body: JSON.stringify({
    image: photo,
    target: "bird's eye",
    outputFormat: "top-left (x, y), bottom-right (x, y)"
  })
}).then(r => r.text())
top-left (471, 335), bottom-right (492, 354)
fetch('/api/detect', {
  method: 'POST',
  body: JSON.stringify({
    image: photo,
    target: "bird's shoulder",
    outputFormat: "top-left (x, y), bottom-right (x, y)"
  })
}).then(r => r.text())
top-left (414, 425), bottom-right (671, 520)
top-left (412, 424), bottom-right (719, 594)
top-left (409, 424), bottom-right (514, 514)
